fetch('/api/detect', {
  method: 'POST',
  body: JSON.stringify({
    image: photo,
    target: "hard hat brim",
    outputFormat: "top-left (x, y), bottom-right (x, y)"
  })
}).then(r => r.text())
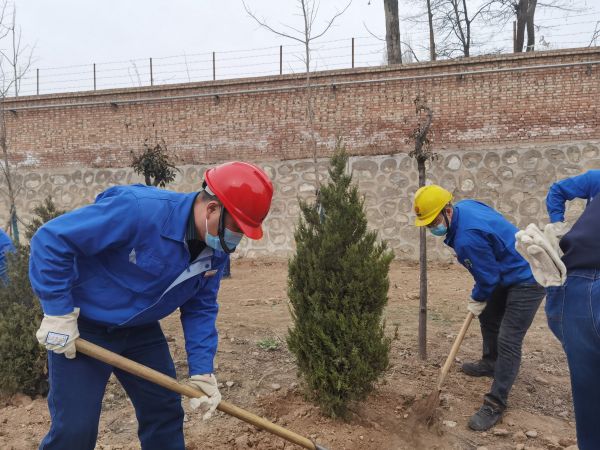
top-left (236, 221), bottom-right (263, 240)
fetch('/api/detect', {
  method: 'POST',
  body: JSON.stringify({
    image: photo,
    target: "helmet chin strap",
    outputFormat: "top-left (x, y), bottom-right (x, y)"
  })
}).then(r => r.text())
top-left (442, 209), bottom-right (450, 229)
top-left (217, 207), bottom-right (236, 254)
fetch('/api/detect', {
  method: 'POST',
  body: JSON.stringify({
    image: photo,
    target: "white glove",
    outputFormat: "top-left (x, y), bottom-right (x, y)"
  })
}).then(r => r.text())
top-left (544, 221), bottom-right (571, 256)
top-left (515, 224), bottom-right (566, 287)
top-left (467, 299), bottom-right (487, 317)
top-left (188, 374), bottom-right (221, 420)
top-left (36, 307), bottom-right (80, 359)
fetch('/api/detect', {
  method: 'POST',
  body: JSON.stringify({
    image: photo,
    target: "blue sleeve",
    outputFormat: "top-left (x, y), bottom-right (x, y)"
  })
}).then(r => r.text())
top-left (180, 262), bottom-right (226, 376)
top-left (455, 231), bottom-right (501, 302)
top-left (546, 170), bottom-right (600, 223)
top-left (29, 188), bottom-right (140, 316)
top-left (0, 231), bottom-right (15, 283)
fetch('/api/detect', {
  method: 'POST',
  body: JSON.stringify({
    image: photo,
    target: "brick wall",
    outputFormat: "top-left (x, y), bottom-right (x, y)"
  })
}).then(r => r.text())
top-left (5, 47), bottom-right (600, 169)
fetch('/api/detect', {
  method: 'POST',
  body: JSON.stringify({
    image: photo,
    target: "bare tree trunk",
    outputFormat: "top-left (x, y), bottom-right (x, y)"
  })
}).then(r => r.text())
top-left (515, 0), bottom-right (527, 52)
top-left (418, 160), bottom-right (427, 360)
top-left (525, 0), bottom-right (537, 51)
top-left (0, 102), bottom-right (19, 244)
top-left (11, 7), bottom-right (18, 97)
top-left (300, 0), bottom-right (320, 192)
top-left (426, 0), bottom-right (436, 61)
top-left (462, 0), bottom-right (470, 57)
top-left (451, 0), bottom-right (469, 57)
top-left (384, 0), bottom-right (402, 64)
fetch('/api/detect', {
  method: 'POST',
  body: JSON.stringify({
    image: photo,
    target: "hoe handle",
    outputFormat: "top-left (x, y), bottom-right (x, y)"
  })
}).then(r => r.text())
top-left (76, 338), bottom-right (319, 450)
top-left (436, 312), bottom-right (474, 390)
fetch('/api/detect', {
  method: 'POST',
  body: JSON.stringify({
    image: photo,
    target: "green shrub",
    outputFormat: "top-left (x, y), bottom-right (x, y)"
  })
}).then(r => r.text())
top-left (287, 147), bottom-right (394, 418)
top-left (0, 197), bottom-right (65, 396)
top-left (0, 245), bottom-right (47, 396)
top-left (257, 337), bottom-right (280, 351)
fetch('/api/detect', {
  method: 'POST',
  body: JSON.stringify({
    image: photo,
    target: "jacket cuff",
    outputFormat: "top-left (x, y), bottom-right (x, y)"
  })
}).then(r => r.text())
top-left (549, 213), bottom-right (564, 223)
top-left (188, 361), bottom-right (214, 377)
top-left (40, 296), bottom-right (75, 316)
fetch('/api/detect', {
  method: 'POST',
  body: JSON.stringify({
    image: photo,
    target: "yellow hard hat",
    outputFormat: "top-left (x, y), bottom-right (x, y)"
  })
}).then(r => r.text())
top-left (413, 185), bottom-right (453, 227)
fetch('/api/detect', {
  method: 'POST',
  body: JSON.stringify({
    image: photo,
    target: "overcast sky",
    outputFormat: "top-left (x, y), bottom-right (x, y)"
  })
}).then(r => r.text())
top-left (9, 0), bottom-right (600, 95)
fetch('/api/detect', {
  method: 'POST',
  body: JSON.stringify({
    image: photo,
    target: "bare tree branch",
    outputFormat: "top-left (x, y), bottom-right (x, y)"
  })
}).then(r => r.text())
top-left (311, 1), bottom-right (352, 41)
top-left (242, 0), bottom-right (305, 44)
top-left (589, 21), bottom-right (600, 47)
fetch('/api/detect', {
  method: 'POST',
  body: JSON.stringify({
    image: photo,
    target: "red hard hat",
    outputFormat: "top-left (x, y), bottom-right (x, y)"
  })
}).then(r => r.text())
top-left (204, 161), bottom-right (274, 240)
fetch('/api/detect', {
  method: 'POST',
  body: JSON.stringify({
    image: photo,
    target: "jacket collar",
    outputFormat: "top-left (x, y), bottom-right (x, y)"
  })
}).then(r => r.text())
top-left (444, 205), bottom-right (460, 248)
top-left (161, 192), bottom-right (200, 242)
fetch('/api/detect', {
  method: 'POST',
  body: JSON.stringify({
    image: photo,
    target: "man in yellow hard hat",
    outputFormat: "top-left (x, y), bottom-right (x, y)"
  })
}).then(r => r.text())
top-left (413, 185), bottom-right (545, 431)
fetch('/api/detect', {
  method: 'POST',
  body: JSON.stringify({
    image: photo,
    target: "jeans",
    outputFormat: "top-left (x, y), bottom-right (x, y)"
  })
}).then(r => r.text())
top-left (546, 269), bottom-right (600, 450)
top-left (478, 282), bottom-right (545, 408)
top-left (39, 319), bottom-right (184, 450)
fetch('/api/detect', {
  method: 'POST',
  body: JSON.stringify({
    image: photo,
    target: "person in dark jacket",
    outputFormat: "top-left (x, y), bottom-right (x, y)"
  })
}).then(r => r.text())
top-left (517, 170), bottom-right (600, 450)
top-left (413, 185), bottom-right (545, 431)
top-left (30, 162), bottom-right (273, 450)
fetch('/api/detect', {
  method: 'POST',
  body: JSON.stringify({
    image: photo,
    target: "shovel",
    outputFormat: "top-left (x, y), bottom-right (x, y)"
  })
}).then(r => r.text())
top-left (75, 339), bottom-right (330, 450)
top-left (412, 311), bottom-right (474, 424)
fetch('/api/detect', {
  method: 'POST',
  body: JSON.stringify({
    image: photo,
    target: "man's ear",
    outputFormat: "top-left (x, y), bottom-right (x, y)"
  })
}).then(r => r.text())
top-left (206, 201), bottom-right (221, 217)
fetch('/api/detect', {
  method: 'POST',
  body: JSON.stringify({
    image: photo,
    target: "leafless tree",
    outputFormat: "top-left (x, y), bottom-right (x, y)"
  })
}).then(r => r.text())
top-left (426, 0), bottom-right (437, 60)
top-left (363, 14), bottom-right (420, 64)
top-left (432, 0), bottom-right (496, 58)
top-left (485, 0), bottom-right (584, 52)
top-left (590, 21), bottom-right (600, 47)
top-left (384, 0), bottom-right (402, 64)
top-left (243, 0), bottom-right (351, 193)
top-left (408, 96), bottom-right (437, 360)
top-left (0, 2), bottom-right (34, 244)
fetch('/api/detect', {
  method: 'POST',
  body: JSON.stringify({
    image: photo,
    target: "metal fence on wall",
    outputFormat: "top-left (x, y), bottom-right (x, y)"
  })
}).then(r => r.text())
top-left (14, 12), bottom-right (600, 97)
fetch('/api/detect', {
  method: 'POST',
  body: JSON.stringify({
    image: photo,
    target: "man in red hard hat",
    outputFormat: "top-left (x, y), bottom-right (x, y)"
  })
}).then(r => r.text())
top-left (29, 162), bottom-right (273, 450)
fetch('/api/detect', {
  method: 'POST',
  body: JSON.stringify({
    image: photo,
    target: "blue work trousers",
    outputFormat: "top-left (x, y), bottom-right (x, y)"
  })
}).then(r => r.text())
top-left (546, 269), bottom-right (600, 450)
top-left (39, 318), bottom-right (184, 450)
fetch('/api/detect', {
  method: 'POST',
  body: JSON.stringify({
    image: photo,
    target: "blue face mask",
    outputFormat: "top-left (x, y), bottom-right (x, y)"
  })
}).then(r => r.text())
top-left (429, 224), bottom-right (448, 236)
top-left (205, 217), bottom-right (243, 252)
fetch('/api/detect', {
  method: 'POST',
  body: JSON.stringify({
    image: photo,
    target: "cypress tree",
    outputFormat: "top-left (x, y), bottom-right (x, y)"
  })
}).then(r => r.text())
top-left (287, 146), bottom-right (394, 418)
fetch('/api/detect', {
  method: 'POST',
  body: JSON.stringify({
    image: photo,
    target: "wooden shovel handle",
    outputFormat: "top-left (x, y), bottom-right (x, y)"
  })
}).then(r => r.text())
top-left (436, 312), bottom-right (474, 390)
top-left (75, 338), bottom-right (317, 450)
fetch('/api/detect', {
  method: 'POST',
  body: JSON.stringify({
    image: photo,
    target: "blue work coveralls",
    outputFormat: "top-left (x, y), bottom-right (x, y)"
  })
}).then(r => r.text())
top-left (0, 228), bottom-right (15, 284)
top-left (444, 200), bottom-right (545, 407)
top-left (546, 169), bottom-right (600, 223)
top-left (29, 185), bottom-right (228, 450)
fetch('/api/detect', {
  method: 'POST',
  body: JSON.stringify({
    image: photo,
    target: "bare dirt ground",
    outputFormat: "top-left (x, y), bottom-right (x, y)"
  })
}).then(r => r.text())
top-left (0, 258), bottom-right (577, 450)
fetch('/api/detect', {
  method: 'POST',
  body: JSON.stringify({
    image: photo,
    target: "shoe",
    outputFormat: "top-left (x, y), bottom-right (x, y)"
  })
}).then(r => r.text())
top-left (462, 360), bottom-right (495, 377)
top-left (468, 400), bottom-right (505, 431)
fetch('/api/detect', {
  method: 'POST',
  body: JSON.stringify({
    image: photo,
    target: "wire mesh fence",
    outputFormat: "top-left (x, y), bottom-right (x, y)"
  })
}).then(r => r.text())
top-left (14, 13), bottom-right (600, 97)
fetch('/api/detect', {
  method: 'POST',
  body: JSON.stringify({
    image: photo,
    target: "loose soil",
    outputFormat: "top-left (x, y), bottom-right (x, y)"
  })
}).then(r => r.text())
top-left (0, 259), bottom-right (576, 450)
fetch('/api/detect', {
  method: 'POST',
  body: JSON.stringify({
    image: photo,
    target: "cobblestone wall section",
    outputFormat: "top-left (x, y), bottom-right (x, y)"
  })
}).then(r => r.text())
top-left (3, 141), bottom-right (597, 261)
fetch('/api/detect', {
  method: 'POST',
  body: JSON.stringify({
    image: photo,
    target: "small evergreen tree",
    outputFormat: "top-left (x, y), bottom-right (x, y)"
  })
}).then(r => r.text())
top-left (287, 146), bottom-right (394, 418)
top-left (0, 197), bottom-right (66, 396)
top-left (25, 196), bottom-right (66, 240)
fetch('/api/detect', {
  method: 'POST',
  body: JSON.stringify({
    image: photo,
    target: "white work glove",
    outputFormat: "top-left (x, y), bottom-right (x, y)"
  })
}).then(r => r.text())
top-left (515, 224), bottom-right (566, 287)
top-left (467, 299), bottom-right (487, 317)
top-left (188, 374), bottom-right (221, 420)
top-left (544, 221), bottom-right (571, 256)
top-left (36, 307), bottom-right (80, 359)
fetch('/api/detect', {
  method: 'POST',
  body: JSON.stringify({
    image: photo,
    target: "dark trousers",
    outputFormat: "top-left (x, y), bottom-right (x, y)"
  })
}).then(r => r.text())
top-left (478, 282), bottom-right (545, 407)
top-left (39, 319), bottom-right (184, 450)
top-left (546, 269), bottom-right (600, 450)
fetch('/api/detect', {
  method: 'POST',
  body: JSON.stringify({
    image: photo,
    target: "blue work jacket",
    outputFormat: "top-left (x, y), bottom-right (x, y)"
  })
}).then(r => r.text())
top-left (444, 200), bottom-right (536, 302)
top-left (29, 184), bottom-right (228, 375)
top-left (546, 170), bottom-right (600, 223)
top-left (0, 228), bottom-right (15, 283)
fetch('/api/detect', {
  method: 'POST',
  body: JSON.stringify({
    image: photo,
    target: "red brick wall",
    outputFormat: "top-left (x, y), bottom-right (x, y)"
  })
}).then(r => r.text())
top-left (5, 47), bottom-right (600, 168)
